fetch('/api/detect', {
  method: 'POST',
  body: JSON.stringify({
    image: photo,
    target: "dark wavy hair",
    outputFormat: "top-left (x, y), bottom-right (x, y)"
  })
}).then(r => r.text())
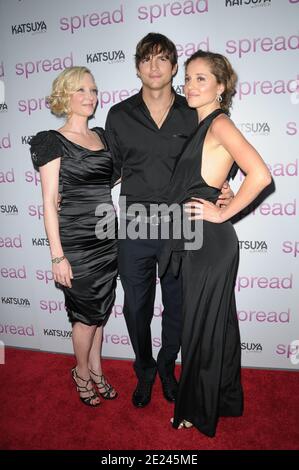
top-left (135, 33), bottom-right (178, 69)
top-left (185, 50), bottom-right (237, 114)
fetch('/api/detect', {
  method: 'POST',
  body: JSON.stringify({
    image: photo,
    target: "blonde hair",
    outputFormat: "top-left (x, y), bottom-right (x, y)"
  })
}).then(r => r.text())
top-left (48, 66), bottom-right (96, 117)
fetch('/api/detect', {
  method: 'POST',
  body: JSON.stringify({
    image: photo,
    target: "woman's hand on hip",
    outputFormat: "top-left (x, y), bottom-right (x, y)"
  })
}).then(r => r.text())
top-left (184, 198), bottom-right (225, 223)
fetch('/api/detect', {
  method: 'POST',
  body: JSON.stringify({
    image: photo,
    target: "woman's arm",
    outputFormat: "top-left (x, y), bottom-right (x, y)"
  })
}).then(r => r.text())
top-left (40, 159), bottom-right (73, 287)
top-left (185, 115), bottom-right (272, 223)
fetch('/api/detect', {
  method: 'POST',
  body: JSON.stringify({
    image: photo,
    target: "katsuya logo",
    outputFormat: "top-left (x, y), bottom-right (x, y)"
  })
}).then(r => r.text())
top-left (237, 122), bottom-right (270, 135)
top-left (86, 50), bottom-right (125, 64)
top-left (239, 240), bottom-right (268, 252)
top-left (1, 297), bottom-right (30, 307)
top-left (0, 205), bottom-right (18, 216)
top-left (225, 0), bottom-right (271, 7)
top-left (11, 20), bottom-right (47, 35)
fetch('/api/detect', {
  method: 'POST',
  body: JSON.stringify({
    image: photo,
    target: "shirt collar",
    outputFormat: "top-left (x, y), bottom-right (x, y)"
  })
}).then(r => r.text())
top-left (132, 89), bottom-right (144, 108)
top-left (132, 87), bottom-right (185, 109)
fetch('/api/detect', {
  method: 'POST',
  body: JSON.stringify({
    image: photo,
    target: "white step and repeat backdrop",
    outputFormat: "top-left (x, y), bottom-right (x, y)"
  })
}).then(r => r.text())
top-left (0, 0), bottom-right (298, 369)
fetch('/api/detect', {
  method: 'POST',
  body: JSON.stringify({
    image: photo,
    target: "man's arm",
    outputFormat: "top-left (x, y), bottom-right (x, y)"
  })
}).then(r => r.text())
top-left (105, 109), bottom-right (123, 186)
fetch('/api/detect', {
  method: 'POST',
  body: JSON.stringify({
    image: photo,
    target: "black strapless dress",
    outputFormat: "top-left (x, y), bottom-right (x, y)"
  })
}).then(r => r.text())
top-left (30, 127), bottom-right (117, 326)
top-left (160, 109), bottom-right (243, 437)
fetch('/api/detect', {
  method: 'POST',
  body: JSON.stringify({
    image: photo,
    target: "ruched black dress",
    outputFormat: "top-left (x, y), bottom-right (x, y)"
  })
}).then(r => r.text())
top-left (159, 109), bottom-right (243, 437)
top-left (30, 127), bottom-right (117, 326)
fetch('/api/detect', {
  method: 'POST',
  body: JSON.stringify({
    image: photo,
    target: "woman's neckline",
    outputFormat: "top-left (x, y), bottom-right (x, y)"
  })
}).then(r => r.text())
top-left (198, 108), bottom-right (225, 126)
top-left (51, 128), bottom-right (107, 152)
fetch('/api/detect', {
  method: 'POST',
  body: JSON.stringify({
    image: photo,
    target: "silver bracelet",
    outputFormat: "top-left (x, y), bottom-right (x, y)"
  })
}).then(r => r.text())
top-left (51, 255), bottom-right (65, 264)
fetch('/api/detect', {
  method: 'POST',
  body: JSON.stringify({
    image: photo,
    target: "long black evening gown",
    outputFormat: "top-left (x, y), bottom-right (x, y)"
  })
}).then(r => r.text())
top-left (30, 127), bottom-right (118, 326)
top-left (159, 109), bottom-right (243, 437)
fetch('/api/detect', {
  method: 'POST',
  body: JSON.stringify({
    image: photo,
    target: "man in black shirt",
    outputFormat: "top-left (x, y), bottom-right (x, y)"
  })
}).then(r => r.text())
top-left (105, 33), bottom-right (233, 407)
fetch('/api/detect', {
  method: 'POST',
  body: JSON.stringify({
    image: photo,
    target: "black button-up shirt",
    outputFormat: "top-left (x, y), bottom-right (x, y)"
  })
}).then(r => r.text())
top-left (105, 89), bottom-right (198, 206)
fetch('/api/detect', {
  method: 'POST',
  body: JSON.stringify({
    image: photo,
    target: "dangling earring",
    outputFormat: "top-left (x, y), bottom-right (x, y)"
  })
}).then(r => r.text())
top-left (216, 94), bottom-right (223, 103)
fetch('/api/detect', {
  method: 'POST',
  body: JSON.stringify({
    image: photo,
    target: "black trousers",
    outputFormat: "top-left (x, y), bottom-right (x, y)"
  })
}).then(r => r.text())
top-left (118, 233), bottom-right (182, 382)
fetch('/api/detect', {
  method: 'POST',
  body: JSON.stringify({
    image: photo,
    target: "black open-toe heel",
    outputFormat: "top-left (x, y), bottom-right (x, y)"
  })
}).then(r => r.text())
top-left (71, 367), bottom-right (100, 407)
top-left (170, 417), bottom-right (193, 429)
top-left (89, 369), bottom-right (118, 400)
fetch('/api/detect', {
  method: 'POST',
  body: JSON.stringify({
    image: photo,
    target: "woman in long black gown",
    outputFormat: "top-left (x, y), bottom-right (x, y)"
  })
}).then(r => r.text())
top-left (30, 67), bottom-right (118, 407)
top-left (161, 51), bottom-right (271, 436)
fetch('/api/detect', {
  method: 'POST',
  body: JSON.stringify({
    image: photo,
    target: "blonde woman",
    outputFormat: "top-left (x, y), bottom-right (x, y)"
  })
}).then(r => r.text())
top-left (30, 67), bottom-right (118, 407)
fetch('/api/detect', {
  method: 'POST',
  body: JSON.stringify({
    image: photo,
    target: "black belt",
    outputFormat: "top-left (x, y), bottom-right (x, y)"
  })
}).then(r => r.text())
top-left (120, 213), bottom-right (172, 225)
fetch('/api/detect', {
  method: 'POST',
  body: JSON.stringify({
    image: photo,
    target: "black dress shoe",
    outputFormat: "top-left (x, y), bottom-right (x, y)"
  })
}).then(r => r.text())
top-left (132, 379), bottom-right (154, 407)
top-left (161, 375), bottom-right (178, 402)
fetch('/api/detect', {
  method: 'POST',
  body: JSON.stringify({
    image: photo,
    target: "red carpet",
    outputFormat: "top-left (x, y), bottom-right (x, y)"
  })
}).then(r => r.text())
top-left (0, 348), bottom-right (298, 450)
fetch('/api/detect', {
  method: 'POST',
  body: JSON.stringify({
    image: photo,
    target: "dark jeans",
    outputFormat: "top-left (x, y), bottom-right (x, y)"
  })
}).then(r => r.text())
top-left (118, 233), bottom-right (182, 382)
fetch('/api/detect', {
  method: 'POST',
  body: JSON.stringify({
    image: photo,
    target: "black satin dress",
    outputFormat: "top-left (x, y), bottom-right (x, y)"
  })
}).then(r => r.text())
top-left (30, 127), bottom-right (117, 326)
top-left (159, 109), bottom-right (243, 437)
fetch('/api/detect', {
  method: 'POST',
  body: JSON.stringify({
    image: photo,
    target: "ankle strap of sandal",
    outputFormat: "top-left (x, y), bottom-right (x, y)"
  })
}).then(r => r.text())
top-left (73, 368), bottom-right (92, 386)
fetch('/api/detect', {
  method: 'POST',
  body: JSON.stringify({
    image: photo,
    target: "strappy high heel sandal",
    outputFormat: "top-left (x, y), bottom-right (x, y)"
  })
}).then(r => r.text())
top-left (89, 369), bottom-right (118, 400)
top-left (170, 417), bottom-right (193, 429)
top-left (71, 367), bottom-right (100, 407)
top-left (181, 420), bottom-right (193, 429)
